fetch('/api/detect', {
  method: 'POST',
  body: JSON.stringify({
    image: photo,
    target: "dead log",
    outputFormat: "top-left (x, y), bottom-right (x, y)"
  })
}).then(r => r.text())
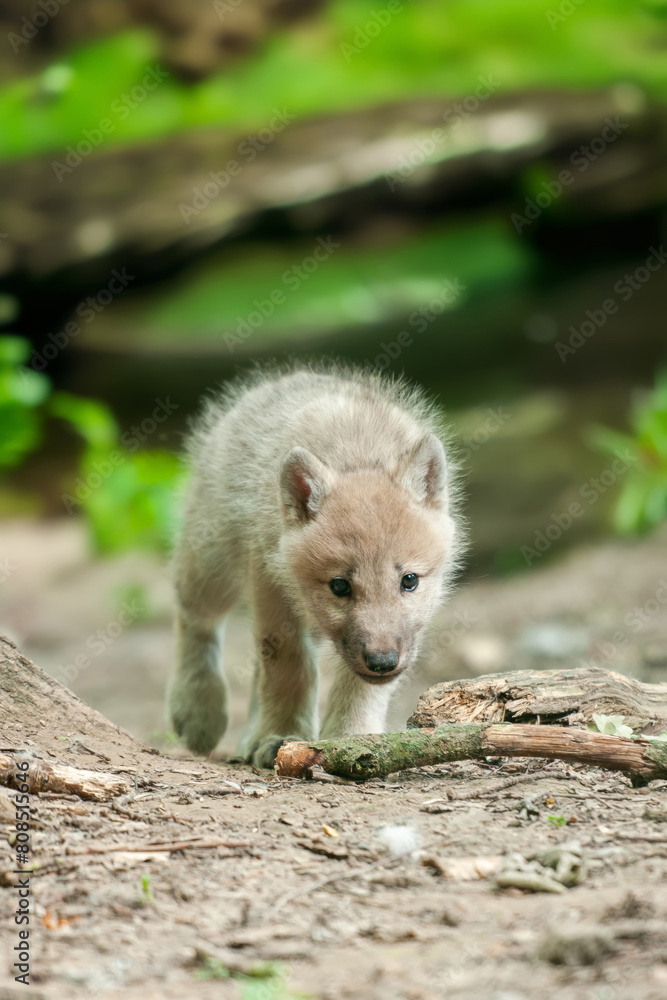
top-left (0, 753), bottom-right (129, 802)
top-left (407, 666), bottom-right (667, 735)
top-left (275, 723), bottom-right (667, 784)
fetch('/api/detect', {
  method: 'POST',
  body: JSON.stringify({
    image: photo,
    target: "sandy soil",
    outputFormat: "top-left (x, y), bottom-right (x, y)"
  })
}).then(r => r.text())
top-left (1, 519), bottom-right (667, 1000)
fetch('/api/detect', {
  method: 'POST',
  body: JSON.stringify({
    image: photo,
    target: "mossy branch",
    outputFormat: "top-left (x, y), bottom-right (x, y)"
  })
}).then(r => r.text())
top-left (275, 723), bottom-right (667, 785)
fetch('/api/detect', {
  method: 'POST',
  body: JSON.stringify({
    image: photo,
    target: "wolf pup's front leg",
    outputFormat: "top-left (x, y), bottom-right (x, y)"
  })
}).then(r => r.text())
top-left (244, 571), bottom-right (319, 769)
top-left (168, 534), bottom-right (236, 755)
top-left (169, 612), bottom-right (228, 755)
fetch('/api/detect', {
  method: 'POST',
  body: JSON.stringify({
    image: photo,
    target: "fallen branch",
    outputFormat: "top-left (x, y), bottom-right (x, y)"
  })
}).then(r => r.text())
top-left (275, 723), bottom-right (667, 785)
top-left (0, 753), bottom-right (129, 802)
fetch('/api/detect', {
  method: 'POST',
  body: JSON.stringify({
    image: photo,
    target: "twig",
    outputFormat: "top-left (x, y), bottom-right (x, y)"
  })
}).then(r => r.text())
top-left (109, 800), bottom-right (149, 822)
top-left (434, 768), bottom-right (557, 803)
top-left (65, 837), bottom-right (250, 856)
top-left (612, 833), bottom-right (667, 844)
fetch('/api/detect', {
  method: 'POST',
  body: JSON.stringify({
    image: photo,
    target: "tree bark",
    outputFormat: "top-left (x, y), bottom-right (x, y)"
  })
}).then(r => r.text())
top-left (275, 723), bottom-right (667, 784)
top-left (407, 666), bottom-right (667, 736)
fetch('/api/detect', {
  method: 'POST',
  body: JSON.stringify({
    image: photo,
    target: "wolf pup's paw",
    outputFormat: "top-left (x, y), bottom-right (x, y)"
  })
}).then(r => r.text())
top-left (169, 671), bottom-right (228, 755)
top-left (249, 734), bottom-right (301, 770)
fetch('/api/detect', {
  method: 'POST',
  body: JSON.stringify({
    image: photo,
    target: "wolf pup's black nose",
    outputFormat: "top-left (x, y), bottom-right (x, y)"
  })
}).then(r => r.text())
top-left (364, 650), bottom-right (399, 674)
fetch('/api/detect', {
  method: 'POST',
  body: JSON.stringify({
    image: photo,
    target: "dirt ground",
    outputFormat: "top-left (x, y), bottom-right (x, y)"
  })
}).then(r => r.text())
top-left (1, 519), bottom-right (667, 1000)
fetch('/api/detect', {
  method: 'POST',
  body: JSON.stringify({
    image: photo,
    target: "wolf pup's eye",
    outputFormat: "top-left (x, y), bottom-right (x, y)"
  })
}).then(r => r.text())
top-left (401, 573), bottom-right (419, 592)
top-left (329, 578), bottom-right (352, 597)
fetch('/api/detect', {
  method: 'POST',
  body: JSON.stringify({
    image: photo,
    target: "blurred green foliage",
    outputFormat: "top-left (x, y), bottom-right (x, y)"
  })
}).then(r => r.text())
top-left (2, 1), bottom-right (666, 562)
top-left (0, 336), bottom-right (51, 468)
top-left (589, 372), bottom-right (667, 534)
top-left (0, 337), bottom-right (184, 553)
top-left (51, 390), bottom-right (184, 554)
top-left (1, 0), bottom-right (666, 161)
top-left (87, 220), bottom-right (532, 350)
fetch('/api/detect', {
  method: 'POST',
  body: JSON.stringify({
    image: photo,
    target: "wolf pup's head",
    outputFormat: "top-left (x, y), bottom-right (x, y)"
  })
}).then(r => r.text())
top-left (279, 436), bottom-right (458, 684)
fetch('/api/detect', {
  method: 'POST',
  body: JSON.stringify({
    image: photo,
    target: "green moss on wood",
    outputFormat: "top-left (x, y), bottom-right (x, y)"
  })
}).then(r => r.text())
top-left (644, 740), bottom-right (667, 777)
top-left (297, 723), bottom-right (667, 783)
top-left (307, 724), bottom-right (487, 781)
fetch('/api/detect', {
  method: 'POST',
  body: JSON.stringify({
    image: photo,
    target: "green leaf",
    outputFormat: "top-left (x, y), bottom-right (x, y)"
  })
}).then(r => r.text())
top-left (5, 367), bottom-right (51, 407)
top-left (0, 406), bottom-right (42, 468)
top-left (74, 448), bottom-right (186, 555)
top-left (50, 392), bottom-right (119, 447)
top-left (612, 478), bottom-right (652, 535)
top-left (589, 714), bottom-right (634, 738)
top-left (0, 335), bottom-right (29, 366)
top-left (585, 425), bottom-right (637, 459)
top-left (589, 371), bottom-right (667, 536)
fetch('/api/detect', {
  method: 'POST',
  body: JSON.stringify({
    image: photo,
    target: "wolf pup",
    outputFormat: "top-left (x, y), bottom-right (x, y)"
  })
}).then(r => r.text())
top-left (169, 365), bottom-right (463, 767)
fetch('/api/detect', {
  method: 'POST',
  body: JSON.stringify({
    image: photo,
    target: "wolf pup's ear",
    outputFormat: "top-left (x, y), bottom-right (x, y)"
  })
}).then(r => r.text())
top-left (400, 434), bottom-right (448, 508)
top-left (280, 448), bottom-right (333, 523)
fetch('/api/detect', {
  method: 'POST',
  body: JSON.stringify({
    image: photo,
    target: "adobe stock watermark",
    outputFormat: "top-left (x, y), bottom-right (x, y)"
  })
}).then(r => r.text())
top-left (511, 116), bottom-right (628, 233)
top-left (436, 939), bottom-right (485, 996)
top-left (51, 65), bottom-right (170, 180)
top-left (546, 0), bottom-right (586, 31)
top-left (580, 579), bottom-right (667, 671)
top-left (385, 74), bottom-right (501, 191)
top-left (12, 757), bottom-right (32, 987)
top-left (179, 108), bottom-right (295, 224)
top-left (364, 277), bottom-right (466, 369)
top-left (0, 556), bottom-right (16, 584)
top-left (56, 600), bottom-right (145, 685)
top-left (425, 609), bottom-right (478, 667)
top-left (223, 235), bottom-right (340, 352)
top-left (61, 397), bottom-right (179, 513)
top-left (29, 267), bottom-right (135, 371)
top-left (340, 0), bottom-right (406, 62)
top-left (213, 0), bottom-right (243, 19)
top-left (229, 618), bottom-right (299, 685)
top-left (521, 447), bottom-right (638, 566)
top-left (555, 245), bottom-right (667, 362)
top-left (7, 0), bottom-right (70, 52)
top-left (459, 407), bottom-right (511, 462)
